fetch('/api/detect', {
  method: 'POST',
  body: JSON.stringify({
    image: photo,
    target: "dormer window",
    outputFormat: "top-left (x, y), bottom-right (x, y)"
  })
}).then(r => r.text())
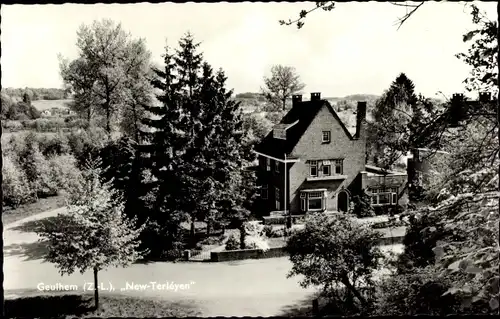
top-left (273, 126), bottom-right (287, 140)
top-left (273, 121), bottom-right (299, 140)
top-left (322, 131), bottom-right (331, 143)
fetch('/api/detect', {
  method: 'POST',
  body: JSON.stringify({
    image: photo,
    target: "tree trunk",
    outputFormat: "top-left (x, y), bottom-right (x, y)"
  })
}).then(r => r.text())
top-left (93, 267), bottom-right (99, 310)
top-left (341, 275), bottom-right (367, 307)
top-left (282, 98), bottom-right (286, 111)
top-left (106, 104), bottom-right (111, 136)
top-left (132, 102), bottom-right (139, 144)
top-left (105, 78), bottom-right (112, 136)
top-left (239, 223), bottom-right (246, 249)
top-left (87, 105), bottom-right (92, 123)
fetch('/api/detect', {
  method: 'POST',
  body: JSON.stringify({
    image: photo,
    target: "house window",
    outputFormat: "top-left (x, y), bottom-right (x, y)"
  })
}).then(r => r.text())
top-left (333, 159), bottom-right (343, 175)
top-left (322, 131), bottom-right (331, 143)
top-left (275, 160), bottom-right (280, 173)
top-left (266, 158), bottom-right (271, 171)
top-left (275, 187), bottom-right (280, 210)
top-left (301, 191), bottom-right (327, 211)
top-left (308, 192), bottom-right (323, 211)
top-left (368, 187), bottom-right (398, 206)
top-left (309, 160), bottom-right (318, 176)
top-left (261, 185), bottom-right (268, 199)
top-left (322, 164), bottom-right (331, 176)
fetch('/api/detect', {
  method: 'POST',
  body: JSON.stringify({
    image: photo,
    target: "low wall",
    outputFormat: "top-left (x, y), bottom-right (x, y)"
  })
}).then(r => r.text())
top-left (376, 236), bottom-right (404, 245)
top-left (262, 215), bottom-right (305, 225)
top-left (210, 237), bottom-right (403, 262)
top-left (210, 247), bottom-right (287, 262)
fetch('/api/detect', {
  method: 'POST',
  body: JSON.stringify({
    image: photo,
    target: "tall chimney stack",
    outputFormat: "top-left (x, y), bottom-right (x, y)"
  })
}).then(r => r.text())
top-left (479, 92), bottom-right (491, 102)
top-left (311, 92), bottom-right (321, 101)
top-left (292, 94), bottom-right (302, 108)
top-left (355, 101), bottom-right (367, 139)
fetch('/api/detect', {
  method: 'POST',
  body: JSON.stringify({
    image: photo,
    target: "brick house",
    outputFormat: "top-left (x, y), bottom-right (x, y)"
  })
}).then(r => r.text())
top-left (254, 92), bottom-right (408, 215)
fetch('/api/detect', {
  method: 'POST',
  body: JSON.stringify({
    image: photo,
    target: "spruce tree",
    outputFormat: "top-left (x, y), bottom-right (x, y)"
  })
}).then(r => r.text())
top-left (137, 44), bottom-right (188, 258)
top-left (172, 32), bottom-right (206, 239)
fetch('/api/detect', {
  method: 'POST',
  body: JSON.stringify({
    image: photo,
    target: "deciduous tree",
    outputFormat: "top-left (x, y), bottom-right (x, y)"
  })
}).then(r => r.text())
top-left (261, 65), bottom-right (305, 111)
top-left (37, 158), bottom-right (146, 310)
top-left (59, 19), bottom-right (152, 136)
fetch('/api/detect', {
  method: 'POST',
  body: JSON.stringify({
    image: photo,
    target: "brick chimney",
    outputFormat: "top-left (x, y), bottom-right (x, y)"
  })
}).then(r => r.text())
top-left (310, 92), bottom-right (321, 101)
top-left (292, 94), bottom-right (302, 108)
top-left (479, 92), bottom-right (491, 102)
top-left (451, 93), bottom-right (465, 102)
top-left (355, 101), bottom-right (367, 139)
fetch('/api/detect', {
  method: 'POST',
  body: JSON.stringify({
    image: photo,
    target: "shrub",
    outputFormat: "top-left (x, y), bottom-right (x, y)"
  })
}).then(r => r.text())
top-left (2, 120), bottom-right (23, 132)
top-left (48, 155), bottom-right (82, 194)
top-left (225, 234), bottom-right (240, 251)
top-left (38, 133), bottom-right (71, 157)
top-left (262, 225), bottom-right (274, 237)
top-left (350, 193), bottom-right (375, 218)
top-left (67, 126), bottom-right (108, 165)
top-left (376, 267), bottom-right (462, 316)
top-left (199, 235), bottom-right (224, 246)
top-left (2, 155), bottom-right (35, 207)
top-left (16, 133), bottom-right (59, 198)
top-left (286, 213), bottom-right (383, 315)
top-left (32, 148), bottom-right (59, 198)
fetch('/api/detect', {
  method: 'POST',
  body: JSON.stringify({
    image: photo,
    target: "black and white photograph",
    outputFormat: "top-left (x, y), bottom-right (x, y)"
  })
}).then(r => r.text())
top-left (2, 1), bottom-right (499, 317)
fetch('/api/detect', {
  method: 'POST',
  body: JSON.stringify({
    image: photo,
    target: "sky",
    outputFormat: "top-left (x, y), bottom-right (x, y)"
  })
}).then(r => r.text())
top-left (1, 1), bottom-right (497, 99)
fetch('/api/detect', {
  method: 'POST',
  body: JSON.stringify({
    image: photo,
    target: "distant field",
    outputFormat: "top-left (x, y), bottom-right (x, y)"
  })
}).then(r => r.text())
top-left (31, 99), bottom-right (72, 111)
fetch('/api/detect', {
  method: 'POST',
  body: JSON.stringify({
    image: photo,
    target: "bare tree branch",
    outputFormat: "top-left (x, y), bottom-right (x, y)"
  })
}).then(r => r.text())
top-left (393, 1), bottom-right (425, 30)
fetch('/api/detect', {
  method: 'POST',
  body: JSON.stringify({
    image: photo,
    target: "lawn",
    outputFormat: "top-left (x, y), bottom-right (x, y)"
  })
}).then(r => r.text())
top-left (2, 194), bottom-right (67, 225)
top-left (4, 291), bottom-right (202, 318)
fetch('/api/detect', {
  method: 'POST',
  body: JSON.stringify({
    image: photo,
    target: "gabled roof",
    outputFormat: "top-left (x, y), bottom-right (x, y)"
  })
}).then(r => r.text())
top-left (254, 99), bottom-right (357, 160)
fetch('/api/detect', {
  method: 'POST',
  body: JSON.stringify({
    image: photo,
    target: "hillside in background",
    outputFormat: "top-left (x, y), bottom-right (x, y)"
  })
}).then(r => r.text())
top-left (2, 87), bottom-right (69, 101)
top-left (234, 92), bottom-right (380, 117)
top-left (31, 99), bottom-right (72, 111)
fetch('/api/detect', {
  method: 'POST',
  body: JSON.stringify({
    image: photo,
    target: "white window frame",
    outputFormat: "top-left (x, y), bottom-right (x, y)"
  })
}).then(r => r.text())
top-left (309, 160), bottom-right (318, 177)
top-left (266, 158), bottom-right (271, 171)
top-left (300, 192), bottom-right (307, 211)
top-left (307, 191), bottom-right (323, 211)
top-left (369, 187), bottom-right (398, 206)
top-left (261, 184), bottom-right (268, 199)
top-left (322, 131), bottom-right (331, 143)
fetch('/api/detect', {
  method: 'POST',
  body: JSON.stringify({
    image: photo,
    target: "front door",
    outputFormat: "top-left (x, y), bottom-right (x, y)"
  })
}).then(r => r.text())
top-left (338, 190), bottom-right (349, 212)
